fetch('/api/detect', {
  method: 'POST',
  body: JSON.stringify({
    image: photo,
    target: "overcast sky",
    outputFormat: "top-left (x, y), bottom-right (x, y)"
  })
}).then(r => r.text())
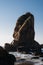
top-left (0, 0), bottom-right (43, 46)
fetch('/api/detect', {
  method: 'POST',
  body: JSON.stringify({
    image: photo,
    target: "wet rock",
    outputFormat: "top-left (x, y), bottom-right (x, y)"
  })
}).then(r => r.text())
top-left (31, 56), bottom-right (39, 59)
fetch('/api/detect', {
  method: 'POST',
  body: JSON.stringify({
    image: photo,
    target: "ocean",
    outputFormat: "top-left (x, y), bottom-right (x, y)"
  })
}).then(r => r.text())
top-left (9, 52), bottom-right (43, 65)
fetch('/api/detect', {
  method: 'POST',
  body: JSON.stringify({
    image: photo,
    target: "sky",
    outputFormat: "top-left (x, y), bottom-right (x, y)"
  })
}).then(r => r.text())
top-left (0, 0), bottom-right (43, 47)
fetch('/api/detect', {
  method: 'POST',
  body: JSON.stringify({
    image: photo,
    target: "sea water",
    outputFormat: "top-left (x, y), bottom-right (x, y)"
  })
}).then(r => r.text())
top-left (9, 52), bottom-right (43, 65)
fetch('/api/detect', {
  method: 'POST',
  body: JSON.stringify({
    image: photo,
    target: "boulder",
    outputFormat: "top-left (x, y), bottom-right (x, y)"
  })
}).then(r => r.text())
top-left (0, 46), bottom-right (16, 65)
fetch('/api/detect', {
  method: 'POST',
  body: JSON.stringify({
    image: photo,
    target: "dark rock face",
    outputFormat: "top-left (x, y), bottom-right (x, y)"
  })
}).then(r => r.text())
top-left (40, 44), bottom-right (43, 57)
top-left (0, 46), bottom-right (16, 65)
top-left (4, 12), bottom-right (41, 55)
top-left (13, 12), bottom-right (34, 42)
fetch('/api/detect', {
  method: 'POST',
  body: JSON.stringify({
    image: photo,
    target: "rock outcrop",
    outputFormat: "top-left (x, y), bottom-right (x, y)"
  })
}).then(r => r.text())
top-left (4, 12), bottom-right (41, 55)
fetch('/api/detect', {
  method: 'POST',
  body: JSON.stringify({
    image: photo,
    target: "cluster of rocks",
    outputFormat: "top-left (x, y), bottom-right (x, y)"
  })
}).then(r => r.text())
top-left (4, 12), bottom-right (43, 56)
top-left (0, 12), bottom-right (43, 65)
